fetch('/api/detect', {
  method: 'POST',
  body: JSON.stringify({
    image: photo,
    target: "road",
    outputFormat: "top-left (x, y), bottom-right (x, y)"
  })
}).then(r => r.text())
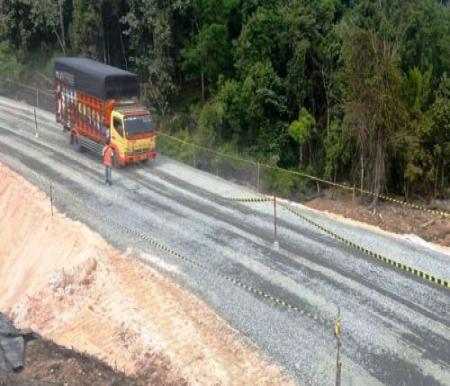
top-left (0, 97), bottom-right (449, 386)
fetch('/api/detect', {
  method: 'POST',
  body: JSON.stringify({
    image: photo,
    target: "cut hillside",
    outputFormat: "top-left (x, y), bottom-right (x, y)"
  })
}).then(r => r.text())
top-left (0, 163), bottom-right (292, 385)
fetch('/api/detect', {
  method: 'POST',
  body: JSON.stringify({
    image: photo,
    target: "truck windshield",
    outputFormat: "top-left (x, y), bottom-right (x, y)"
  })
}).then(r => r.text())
top-left (124, 115), bottom-right (156, 135)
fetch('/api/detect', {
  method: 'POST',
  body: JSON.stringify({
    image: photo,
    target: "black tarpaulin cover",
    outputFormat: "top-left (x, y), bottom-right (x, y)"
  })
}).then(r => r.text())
top-left (54, 57), bottom-right (140, 100)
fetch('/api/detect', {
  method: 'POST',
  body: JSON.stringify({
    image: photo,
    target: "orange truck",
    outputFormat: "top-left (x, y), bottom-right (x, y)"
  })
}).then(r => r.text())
top-left (55, 57), bottom-right (156, 165)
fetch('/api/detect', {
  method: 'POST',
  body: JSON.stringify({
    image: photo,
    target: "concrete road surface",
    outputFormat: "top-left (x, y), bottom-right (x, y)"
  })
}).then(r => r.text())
top-left (0, 97), bottom-right (449, 386)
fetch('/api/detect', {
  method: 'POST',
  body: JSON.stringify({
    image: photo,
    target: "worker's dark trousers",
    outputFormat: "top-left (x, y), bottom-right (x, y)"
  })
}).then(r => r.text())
top-left (105, 166), bottom-right (112, 185)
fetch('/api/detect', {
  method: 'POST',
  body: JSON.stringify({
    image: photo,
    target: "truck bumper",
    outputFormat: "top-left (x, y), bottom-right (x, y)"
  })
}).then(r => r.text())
top-left (122, 150), bottom-right (157, 165)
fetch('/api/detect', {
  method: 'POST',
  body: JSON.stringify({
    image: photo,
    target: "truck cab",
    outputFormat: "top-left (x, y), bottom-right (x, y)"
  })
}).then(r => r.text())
top-left (110, 103), bottom-right (157, 165)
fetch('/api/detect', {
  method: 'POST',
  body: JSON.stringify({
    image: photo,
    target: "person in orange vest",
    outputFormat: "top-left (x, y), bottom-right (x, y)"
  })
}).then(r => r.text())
top-left (102, 140), bottom-right (113, 185)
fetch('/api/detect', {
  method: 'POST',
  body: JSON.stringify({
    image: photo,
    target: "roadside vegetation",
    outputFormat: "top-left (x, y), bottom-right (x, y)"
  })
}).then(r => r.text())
top-left (0, 0), bottom-right (449, 202)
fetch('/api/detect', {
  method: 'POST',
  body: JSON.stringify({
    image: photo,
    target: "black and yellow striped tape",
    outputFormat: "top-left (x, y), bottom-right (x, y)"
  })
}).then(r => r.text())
top-left (281, 203), bottom-right (450, 290)
top-left (99, 199), bottom-right (333, 328)
top-left (227, 197), bottom-right (274, 203)
top-left (21, 169), bottom-right (332, 330)
top-left (224, 194), bottom-right (449, 289)
top-left (369, 192), bottom-right (450, 218)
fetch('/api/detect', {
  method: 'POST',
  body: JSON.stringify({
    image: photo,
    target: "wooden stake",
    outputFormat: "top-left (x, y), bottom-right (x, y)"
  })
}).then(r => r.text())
top-left (50, 183), bottom-right (54, 217)
top-left (335, 306), bottom-right (342, 386)
top-left (33, 108), bottom-right (39, 138)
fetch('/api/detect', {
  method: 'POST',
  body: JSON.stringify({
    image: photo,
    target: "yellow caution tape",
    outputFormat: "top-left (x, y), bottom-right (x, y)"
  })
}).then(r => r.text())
top-left (358, 189), bottom-right (450, 218)
top-left (223, 194), bottom-right (449, 289)
top-left (281, 203), bottom-right (450, 290)
top-left (226, 197), bottom-right (273, 203)
top-left (334, 318), bottom-right (341, 338)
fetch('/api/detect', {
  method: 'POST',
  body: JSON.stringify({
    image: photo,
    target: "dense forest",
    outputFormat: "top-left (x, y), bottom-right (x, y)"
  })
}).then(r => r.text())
top-left (0, 0), bottom-right (449, 201)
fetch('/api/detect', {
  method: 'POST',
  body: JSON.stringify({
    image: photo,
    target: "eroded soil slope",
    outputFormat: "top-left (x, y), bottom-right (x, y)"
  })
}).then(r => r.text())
top-left (0, 163), bottom-right (291, 385)
top-left (306, 193), bottom-right (450, 247)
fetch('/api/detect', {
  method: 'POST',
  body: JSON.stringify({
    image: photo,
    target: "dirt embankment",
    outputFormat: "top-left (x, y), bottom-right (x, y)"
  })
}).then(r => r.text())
top-left (0, 163), bottom-right (292, 385)
top-left (0, 334), bottom-right (140, 386)
top-left (306, 193), bottom-right (450, 247)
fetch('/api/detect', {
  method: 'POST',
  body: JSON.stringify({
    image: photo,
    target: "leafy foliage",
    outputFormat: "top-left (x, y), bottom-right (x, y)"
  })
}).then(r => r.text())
top-left (288, 108), bottom-right (315, 167)
top-left (70, 0), bottom-right (103, 59)
top-left (0, 0), bottom-right (449, 199)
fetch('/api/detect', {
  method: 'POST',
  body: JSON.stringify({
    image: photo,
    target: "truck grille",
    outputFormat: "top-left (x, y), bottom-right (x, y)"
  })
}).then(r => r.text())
top-left (126, 148), bottom-right (150, 155)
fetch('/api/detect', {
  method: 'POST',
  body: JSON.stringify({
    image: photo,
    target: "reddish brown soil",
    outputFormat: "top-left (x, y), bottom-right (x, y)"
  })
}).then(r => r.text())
top-left (0, 337), bottom-right (142, 386)
top-left (306, 194), bottom-right (450, 247)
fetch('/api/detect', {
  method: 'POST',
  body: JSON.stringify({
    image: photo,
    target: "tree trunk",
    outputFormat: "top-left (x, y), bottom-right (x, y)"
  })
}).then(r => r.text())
top-left (118, 18), bottom-right (128, 70)
top-left (369, 135), bottom-right (384, 208)
top-left (299, 145), bottom-right (303, 168)
top-left (58, 0), bottom-right (66, 54)
top-left (53, 28), bottom-right (65, 54)
top-left (332, 168), bottom-right (337, 199)
top-left (103, 19), bottom-right (107, 63)
top-left (403, 178), bottom-right (408, 201)
top-left (321, 68), bottom-right (330, 134)
top-left (434, 161), bottom-right (439, 198)
top-left (308, 141), bottom-right (313, 167)
top-left (360, 146), bottom-right (364, 193)
top-left (201, 67), bottom-right (205, 102)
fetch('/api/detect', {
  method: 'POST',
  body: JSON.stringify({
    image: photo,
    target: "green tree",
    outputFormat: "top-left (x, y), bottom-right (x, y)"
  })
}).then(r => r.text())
top-left (196, 101), bottom-right (222, 147)
top-left (427, 74), bottom-right (450, 196)
top-left (236, 7), bottom-right (288, 77)
top-left (123, 0), bottom-right (176, 121)
top-left (288, 107), bottom-right (315, 168)
top-left (323, 120), bottom-right (351, 184)
top-left (399, 67), bottom-right (433, 198)
top-left (342, 23), bottom-right (407, 205)
top-left (31, 0), bottom-right (67, 54)
top-left (0, 0), bottom-right (35, 50)
top-left (403, 67), bottom-right (432, 119)
top-left (0, 40), bottom-right (22, 80)
top-left (182, 23), bottom-right (230, 101)
top-left (70, 0), bottom-right (103, 59)
top-left (213, 78), bottom-right (242, 143)
top-left (180, 0), bottom-right (237, 100)
top-left (240, 61), bottom-right (287, 156)
top-left (400, 0), bottom-right (450, 86)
